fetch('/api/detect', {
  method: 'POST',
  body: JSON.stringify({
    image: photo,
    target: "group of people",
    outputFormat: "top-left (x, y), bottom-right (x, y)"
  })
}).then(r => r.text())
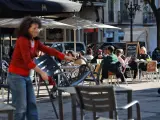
top-left (69, 45), bottom-right (151, 83)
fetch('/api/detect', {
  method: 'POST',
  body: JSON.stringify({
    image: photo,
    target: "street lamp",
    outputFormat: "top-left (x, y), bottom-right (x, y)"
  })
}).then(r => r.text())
top-left (125, 0), bottom-right (140, 42)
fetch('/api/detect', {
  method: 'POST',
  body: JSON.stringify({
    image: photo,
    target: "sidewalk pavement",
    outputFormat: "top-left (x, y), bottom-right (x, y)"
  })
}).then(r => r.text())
top-left (37, 81), bottom-right (160, 120)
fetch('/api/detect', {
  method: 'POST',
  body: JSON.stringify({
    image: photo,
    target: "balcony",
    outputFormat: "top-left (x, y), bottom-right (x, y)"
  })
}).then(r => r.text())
top-left (108, 11), bottom-right (130, 24)
top-left (143, 12), bottom-right (156, 24)
top-left (70, 0), bottom-right (106, 6)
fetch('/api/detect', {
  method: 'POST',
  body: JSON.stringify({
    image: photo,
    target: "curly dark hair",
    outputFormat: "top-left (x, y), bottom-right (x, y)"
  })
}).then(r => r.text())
top-left (17, 16), bottom-right (42, 40)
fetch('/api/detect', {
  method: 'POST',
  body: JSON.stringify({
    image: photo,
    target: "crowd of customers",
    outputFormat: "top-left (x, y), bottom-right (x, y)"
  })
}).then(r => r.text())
top-left (60, 45), bottom-right (157, 83)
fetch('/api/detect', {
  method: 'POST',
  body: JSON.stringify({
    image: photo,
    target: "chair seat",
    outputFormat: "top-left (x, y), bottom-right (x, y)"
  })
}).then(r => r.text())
top-left (108, 72), bottom-right (115, 76)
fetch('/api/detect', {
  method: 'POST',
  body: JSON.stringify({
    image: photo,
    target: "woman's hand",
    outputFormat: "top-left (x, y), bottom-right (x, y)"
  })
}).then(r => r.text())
top-left (64, 55), bottom-right (76, 62)
top-left (40, 71), bottom-right (48, 81)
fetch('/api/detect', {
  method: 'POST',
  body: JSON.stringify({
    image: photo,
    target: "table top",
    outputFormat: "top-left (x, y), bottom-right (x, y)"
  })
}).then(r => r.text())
top-left (58, 86), bottom-right (132, 94)
top-left (0, 102), bottom-right (15, 111)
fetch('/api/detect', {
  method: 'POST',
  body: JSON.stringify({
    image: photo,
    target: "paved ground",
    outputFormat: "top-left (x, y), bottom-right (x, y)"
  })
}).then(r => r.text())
top-left (1, 80), bottom-right (160, 120)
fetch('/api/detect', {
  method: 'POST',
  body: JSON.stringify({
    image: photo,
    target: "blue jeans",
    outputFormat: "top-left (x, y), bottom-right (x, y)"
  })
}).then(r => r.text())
top-left (7, 73), bottom-right (39, 120)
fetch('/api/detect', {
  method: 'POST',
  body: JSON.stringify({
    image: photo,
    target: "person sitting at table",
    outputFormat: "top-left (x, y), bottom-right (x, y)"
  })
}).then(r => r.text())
top-left (85, 48), bottom-right (94, 61)
top-left (101, 46), bottom-right (125, 83)
top-left (115, 49), bottom-right (125, 68)
top-left (91, 49), bottom-right (103, 63)
top-left (74, 51), bottom-right (86, 65)
top-left (152, 47), bottom-right (160, 68)
top-left (138, 46), bottom-right (151, 73)
top-left (79, 50), bottom-right (87, 62)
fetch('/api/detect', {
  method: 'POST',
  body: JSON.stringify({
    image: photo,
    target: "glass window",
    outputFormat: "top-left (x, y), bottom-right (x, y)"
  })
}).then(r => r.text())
top-left (51, 43), bottom-right (63, 52)
top-left (64, 43), bottom-right (85, 52)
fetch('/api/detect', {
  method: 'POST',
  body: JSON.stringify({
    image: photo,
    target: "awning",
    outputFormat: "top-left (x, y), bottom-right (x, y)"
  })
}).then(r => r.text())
top-left (0, 18), bottom-right (75, 29)
top-left (0, 0), bottom-right (82, 18)
top-left (60, 16), bottom-right (121, 29)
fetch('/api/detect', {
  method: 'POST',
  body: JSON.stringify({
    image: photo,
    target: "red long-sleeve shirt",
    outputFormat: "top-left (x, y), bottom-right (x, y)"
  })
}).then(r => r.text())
top-left (9, 36), bottom-right (65, 76)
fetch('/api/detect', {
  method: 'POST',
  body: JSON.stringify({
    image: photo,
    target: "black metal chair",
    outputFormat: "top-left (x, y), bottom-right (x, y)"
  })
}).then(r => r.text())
top-left (0, 60), bottom-right (10, 104)
top-left (71, 64), bottom-right (98, 86)
top-left (34, 55), bottom-right (62, 119)
top-left (75, 85), bottom-right (141, 120)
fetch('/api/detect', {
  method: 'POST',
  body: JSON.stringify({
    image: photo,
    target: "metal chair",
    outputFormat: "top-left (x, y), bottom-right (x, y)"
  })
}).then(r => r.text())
top-left (75, 85), bottom-right (141, 120)
top-left (34, 54), bottom-right (64, 119)
top-left (0, 60), bottom-right (10, 104)
top-left (72, 64), bottom-right (99, 86)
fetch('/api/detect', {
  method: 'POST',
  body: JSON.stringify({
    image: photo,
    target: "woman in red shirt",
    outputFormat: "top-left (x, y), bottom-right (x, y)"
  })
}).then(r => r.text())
top-left (7, 17), bottom-right (74, 120)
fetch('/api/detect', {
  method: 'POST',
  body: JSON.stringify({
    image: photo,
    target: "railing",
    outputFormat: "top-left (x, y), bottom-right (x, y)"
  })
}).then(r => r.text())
top-left (108, 11), bottom-right (130, 23)
top-left (119, 11), bottom-right (130, 23)
top-left (143, 12), bottom-right (156, 24)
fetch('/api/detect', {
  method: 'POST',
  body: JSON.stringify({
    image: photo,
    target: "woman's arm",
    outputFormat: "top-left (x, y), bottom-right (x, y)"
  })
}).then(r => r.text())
top-left (37, 41), bottom-right (65, 60)
top-left (38, 41), bottom-right (75, 61)
top-left (118, 56), bottom-right (125, 67)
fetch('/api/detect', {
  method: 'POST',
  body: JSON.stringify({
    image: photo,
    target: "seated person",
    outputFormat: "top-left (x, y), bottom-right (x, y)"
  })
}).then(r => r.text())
top-left (152, 47), bottom-right (160, 68)
top-left (85, 48), bottom-right (94, 61)
top-left (91, 49), bottom-right (103, 63)
top-left (138, 46), bottom-right (151, 71)
top-left (78, 50), bottom-right (87, 62)
top-left (101, 46), bottom-right (125, 83)
top-left (62, 50), bottom-right (75, 65)
top-left (115, 49), bottom-right (125, 68)
top-left (74, 52), bottom-right (86, 65)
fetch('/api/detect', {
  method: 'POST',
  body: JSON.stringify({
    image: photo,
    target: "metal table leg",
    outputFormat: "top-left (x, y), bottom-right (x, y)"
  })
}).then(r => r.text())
top-left (8, 111), bottom-right (13, 120)
top-left (58, 90), bottom-right (64, 120)
top-left (71, 94), bottom-right (77, 120)
top-left (128, 90), bottom-right (132, 119)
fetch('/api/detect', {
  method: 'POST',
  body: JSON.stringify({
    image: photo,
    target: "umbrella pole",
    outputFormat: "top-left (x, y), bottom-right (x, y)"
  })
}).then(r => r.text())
top-left (74, 29), bottom-right (76, 52)
top-left (63, 29), bottom-right (66, 42)
top-left (9, 34), bottom-right (12, 47)
top-left (85, 33), bottom-right (87, 46)
top-left (44, 28), bottom-right (46, 42)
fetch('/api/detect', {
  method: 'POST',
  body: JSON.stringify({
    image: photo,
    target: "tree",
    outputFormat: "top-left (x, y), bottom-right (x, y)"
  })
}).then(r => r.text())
top-left (143, 0), bottom-right (160, 48)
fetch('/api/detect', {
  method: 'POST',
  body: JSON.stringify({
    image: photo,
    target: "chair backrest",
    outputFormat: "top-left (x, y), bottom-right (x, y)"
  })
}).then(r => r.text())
top-left (70, 64), bottom-right (92, 86)
top-left (34, 54), bottom-right (60, 76)
top-left (147, 60), bottom-right (157, 72)
top-left (75, 85), bottom-right (117, 112)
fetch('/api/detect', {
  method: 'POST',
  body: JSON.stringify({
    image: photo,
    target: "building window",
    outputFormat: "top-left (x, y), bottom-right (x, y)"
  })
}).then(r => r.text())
top-left (120, 0), bottom-right (129, 22)
top-left (108, 0), bottom-right (114, 22)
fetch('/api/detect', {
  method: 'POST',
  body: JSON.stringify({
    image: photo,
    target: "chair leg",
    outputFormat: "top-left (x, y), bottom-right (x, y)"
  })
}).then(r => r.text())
top-left (93, 111), bottom-right (96, 120)
top-left (115, 111), bottom-right (118, 120)
top-left (2, 88), bottom-right (4, 101)
top-left (80, 108), bottom-right (84, 120)
top-left (37, 79), bottom-right (41, 97)
top-left (43, 81), bottom-right (59, 119)
top-left (34, 73), bottom-right (38, 91)
top-left (7, 88), bottom-right (10, 104)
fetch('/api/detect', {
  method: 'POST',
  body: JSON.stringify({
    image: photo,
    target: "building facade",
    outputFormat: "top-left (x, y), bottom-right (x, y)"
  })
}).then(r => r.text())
top-left (72, 0), bottom-right (159, 54)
